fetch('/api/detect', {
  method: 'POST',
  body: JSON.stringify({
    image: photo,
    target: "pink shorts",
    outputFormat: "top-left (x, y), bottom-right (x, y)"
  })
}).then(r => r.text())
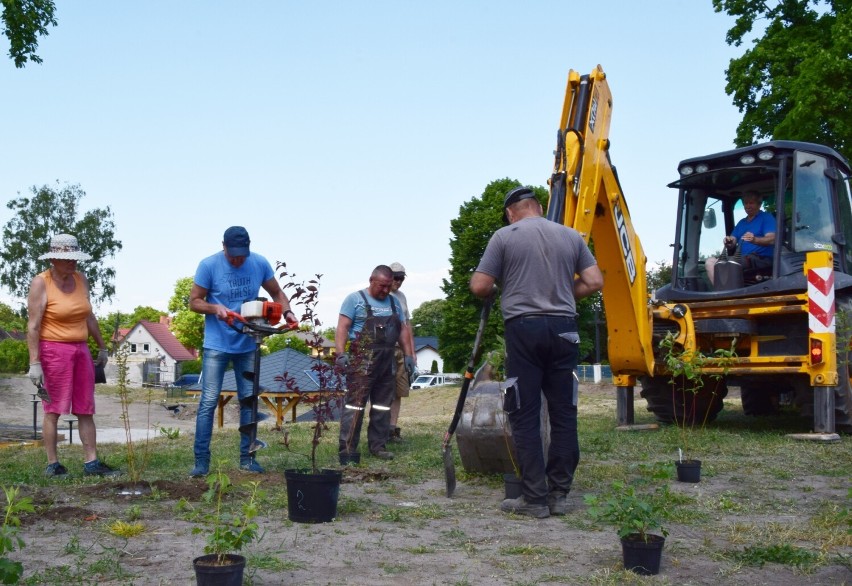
top-left (39, 340), bottom-right (96, 415)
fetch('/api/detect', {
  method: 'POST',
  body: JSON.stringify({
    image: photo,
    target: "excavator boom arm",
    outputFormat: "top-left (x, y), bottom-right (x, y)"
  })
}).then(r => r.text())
top-left (547, 66), bottom-right (658, 377)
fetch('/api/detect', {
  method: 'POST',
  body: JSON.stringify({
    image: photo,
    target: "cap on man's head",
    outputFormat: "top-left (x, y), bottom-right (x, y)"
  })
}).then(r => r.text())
top-left (223, 226), bottom-right (251, 257)
top-left (389, 262), bottom-right (406, 276)
top-left (503, 186), bottom-right (537, 221)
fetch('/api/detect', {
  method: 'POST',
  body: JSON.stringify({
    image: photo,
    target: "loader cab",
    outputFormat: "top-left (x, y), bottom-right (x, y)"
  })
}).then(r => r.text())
top-left (662, 141), bottom-right (852, 299)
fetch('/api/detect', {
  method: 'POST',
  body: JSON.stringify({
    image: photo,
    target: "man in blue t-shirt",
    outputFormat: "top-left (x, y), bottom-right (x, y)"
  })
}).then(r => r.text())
top-left (706, 192), bottom-right (776, 285)
top-left (335, 265), bottom-right (415, 462)
top-left (189, 226), bottom-right (297, 477)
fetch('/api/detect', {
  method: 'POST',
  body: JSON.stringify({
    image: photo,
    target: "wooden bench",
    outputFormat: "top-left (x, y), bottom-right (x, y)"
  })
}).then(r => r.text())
top-left (189, 391), bottom-right (342, 428)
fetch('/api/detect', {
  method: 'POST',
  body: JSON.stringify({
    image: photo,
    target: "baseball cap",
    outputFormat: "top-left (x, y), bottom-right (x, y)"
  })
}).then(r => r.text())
top-left (503, 186), bottom-right (537, 209)
top-left (503, 186), bottom-right (537, 221)
top-left (223, 226), bottom-right (251, 257)
top-left (389, 262), bottom-right (406, 276)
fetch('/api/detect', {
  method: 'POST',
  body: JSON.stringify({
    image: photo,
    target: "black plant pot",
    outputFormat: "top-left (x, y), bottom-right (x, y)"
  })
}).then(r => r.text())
top-left (285, 468), bottom-right (342, 523)
top-left (503, 473), bottom-right (523, 499)
top-left (675, 459), bottom-right (702, 483)
top-left (620, 533), bottom-right (665, 575)
top-left (192, 554), bottom-right (245, 586)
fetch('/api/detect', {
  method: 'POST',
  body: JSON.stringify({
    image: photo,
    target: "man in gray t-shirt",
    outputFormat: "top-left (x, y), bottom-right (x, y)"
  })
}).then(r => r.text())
top-left (470, 186), bottom-right (603, 519)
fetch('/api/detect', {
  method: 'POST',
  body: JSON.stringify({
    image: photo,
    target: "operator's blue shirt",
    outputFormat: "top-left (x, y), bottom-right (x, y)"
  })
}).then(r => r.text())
top-left (194, 251), bottom-right (274, 354)
top-left (732, 210), bottom-right (775, 258)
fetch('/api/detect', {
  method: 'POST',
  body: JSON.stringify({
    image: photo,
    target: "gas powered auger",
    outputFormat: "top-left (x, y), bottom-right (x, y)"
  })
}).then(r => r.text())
top-left (225, 298), bottom-right (296, 455)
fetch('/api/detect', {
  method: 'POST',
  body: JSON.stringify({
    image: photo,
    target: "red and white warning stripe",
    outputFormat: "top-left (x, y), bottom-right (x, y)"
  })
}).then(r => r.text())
top-left (808, 266), bottom-right (835, 333)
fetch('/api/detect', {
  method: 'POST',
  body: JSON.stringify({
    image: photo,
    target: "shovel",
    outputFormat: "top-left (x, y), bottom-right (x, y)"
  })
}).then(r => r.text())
top-left (442, 294), bottom-right (494, 497)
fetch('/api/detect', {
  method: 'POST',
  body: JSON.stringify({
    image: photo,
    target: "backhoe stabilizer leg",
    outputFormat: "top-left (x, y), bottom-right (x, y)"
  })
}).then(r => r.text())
top-left (616, 385), bottom-right (635, 426)
top-left (813, 387), bottom-right (835, 434)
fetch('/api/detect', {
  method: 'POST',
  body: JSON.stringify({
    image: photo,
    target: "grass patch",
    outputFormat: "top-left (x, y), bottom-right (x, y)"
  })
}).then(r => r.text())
top-left (3, 377), bottom-right (852, 582)
top-left (726, 543), bottom-right (821, 570)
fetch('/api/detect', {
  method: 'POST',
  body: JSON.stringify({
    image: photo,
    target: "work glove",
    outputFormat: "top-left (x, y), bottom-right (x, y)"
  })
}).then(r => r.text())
top-left (28, 362), bottom-right (44, 386)
top-left (335, 353), bottom-right (350, 369)
top-left (96, 349), bottom-right (109, 367)
top-left (404, 355), bottom-right (416, 377)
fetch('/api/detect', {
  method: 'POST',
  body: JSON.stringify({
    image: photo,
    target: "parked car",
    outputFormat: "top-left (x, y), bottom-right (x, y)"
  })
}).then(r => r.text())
top-left (172, 374), bottom-right (200, 388)
top-left (410, 374), bottom-right (447, 390)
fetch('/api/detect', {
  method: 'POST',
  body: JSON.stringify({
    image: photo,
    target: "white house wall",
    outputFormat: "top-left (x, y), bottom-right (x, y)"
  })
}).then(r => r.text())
top-left (118, 326), bottom-right (178, 387)
top-left (416, 347), bottom-right (443, 373)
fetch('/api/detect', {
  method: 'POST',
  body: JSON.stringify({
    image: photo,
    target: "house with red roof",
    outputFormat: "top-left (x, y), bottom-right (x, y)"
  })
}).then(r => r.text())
top-left (115, 317), bottom-right (197, 386)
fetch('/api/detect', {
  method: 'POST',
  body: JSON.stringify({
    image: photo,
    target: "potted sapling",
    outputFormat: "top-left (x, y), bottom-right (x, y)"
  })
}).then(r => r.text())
top-left (660, 332), bottom-right (736, 482)
top-left (585, 481), bottom-right (669, 575)
top-left (192, 461), bottom-right (264, 585)
top-left (276, 266), bottom-right (345, 523)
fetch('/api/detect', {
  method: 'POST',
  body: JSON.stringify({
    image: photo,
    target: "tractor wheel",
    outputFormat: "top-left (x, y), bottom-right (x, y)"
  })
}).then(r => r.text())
top-left (639, 376), bottom-right (673, 424)
top-left (830, 297), bottom-right (852, 432)
top-left (640, 375), bottom-right (727, 426)
top-left (739, 382), bottom-right (779, 416)
top-left (673, 376), bottom-right (728, 426)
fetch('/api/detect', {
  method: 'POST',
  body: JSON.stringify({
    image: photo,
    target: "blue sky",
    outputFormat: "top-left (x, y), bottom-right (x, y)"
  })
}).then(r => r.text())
top-left (0, 1), bottom-right (744, 328)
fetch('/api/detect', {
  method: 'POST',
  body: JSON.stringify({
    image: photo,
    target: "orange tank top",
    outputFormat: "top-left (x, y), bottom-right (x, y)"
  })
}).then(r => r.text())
top-left (40, 270), bottom-right (92, 342)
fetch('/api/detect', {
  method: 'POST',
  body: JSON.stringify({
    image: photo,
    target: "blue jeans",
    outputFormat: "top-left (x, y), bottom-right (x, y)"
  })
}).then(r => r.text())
top-left (194, 349), bottom-right (255, 462)
top-left (504, 315), bottom-right (580, 504)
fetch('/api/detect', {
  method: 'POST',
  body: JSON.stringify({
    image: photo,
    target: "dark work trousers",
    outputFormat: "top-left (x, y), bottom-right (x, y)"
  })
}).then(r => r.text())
top-left (339, 298), bottom-right (401, 456)
top-left (338, 345), bottom-right (396, 455)
top-left (504, 315), bottom-right (580, 505)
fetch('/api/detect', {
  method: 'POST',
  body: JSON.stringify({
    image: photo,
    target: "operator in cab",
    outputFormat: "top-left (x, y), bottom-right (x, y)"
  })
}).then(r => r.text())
top-left (706, 191), bottom-right (776, 287)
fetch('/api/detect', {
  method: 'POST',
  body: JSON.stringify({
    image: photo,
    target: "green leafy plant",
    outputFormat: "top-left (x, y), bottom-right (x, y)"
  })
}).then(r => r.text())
top-left (660, 332), bottom-right (736, 461)
top-left (192, 462), bottom-right (264, 564)
top-left (275, 267), bottom-right (345, 472)
top-left (0, 486), bottom-right (35, 584)
top-left (115, 343), bottom-right (153, 482)
top-left (584, 481), bottom-right (668, 543)
top-left (484, 336), bottom-right (506, 381)
top-left (158, 426), bottom-right (180, 440)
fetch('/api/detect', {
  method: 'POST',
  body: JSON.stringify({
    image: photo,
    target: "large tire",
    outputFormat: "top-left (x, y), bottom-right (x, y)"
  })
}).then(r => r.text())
top-left (830, 297), bottom-right (852, 432)
top-left (640, 375), bottom-right (728, 426)
top-left (639, 376), bottom-right (673, 424)
top-left (740, 381), bottom-right (779, 416)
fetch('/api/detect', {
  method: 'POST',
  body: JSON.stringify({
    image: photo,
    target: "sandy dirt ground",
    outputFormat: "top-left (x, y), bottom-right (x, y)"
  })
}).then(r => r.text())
top-left (0, 375), bottom-right (850, 585)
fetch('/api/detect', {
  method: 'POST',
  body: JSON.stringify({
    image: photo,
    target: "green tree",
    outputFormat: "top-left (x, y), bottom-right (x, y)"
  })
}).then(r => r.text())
top-left (714, 0), bottom-right (851, 162)
top-left (410, 299), bottom-right (446, 337)
top-left (1, 0), bottom-right (57, 68)
top-left (0, 182), bottom-right (122, 305)
top-left (168, 276), bottom-right (204, 352)
top-left (127, 306), bottom-right (166, 325)
top-left (0, 302), bottom-right (25, 332)
top-left (647, 261), bottom-right (673, 293)
top-left (96, 306), bottom-right (167, 352)
top-left (577, 292), bottom-right (604, 363)
top-left (0, 338), bottom-right (27, 373)
top-left (265, 332), bottom-right (310, 355)
top-left (441, 179), bottom-right (549, 371)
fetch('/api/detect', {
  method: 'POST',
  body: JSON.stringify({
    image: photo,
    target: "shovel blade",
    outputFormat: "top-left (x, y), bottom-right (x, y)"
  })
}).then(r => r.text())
top-left (443, 444), bottom-right (456, 498)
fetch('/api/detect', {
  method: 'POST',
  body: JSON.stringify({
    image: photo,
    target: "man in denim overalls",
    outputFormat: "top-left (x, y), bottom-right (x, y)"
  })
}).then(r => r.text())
top-left (336, 265), bottom-right (415, 462)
